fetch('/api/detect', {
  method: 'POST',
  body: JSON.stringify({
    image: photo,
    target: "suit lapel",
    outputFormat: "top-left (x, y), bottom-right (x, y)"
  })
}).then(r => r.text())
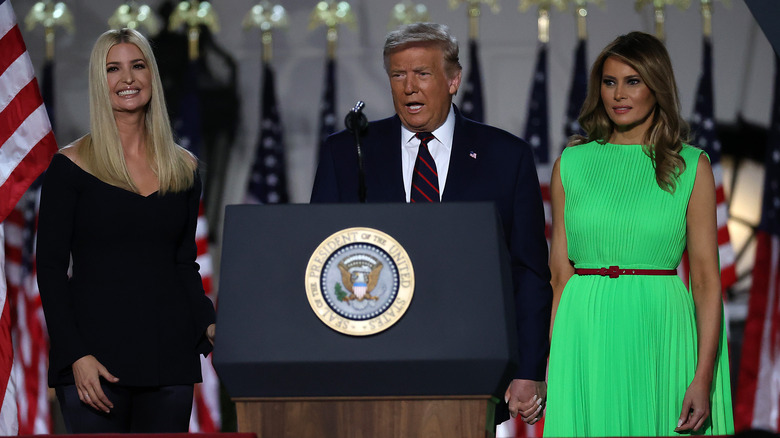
top-left (443, 110), bottom-right (479, 202)
top-left (365, 116), bottom-right (406, 202)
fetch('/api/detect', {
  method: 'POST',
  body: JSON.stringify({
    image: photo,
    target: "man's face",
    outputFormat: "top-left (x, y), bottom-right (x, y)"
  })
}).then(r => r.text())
top-left (387, 43), bottom-right (461, 133)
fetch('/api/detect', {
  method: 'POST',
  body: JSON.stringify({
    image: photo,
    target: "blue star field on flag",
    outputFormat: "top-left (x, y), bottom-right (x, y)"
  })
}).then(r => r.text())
top-left (525, 43), bottom-right (550, 165)
top-left (317, 59), bottom-right (337, 154)
top-left (173, 61), bottom-right (203, 160)
top-left (564, 39), bottom-right (587, 143)
top-left (246, 62), bottom-right (288, 204)
top-left (689, 37), bottom-right (737, 289)
top-left (691, 38), bottom-right (723, 172)
top-left (460, 39), bottom-right (484, 123)
top-left (760, 55), bottom-right (780, 234)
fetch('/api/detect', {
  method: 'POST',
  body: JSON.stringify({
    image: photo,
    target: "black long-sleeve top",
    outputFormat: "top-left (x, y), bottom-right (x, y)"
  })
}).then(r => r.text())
top-left (36, 153), bottom-right (216, 387)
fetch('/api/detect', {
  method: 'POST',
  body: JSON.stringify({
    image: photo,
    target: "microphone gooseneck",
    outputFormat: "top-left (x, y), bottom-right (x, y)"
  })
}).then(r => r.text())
top-left (345, 100), bottom-right (368, 203)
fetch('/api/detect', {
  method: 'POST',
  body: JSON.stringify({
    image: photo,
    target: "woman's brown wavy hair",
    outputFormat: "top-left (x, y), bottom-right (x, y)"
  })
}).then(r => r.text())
top-left (569, 31), bottom-right (689, 193)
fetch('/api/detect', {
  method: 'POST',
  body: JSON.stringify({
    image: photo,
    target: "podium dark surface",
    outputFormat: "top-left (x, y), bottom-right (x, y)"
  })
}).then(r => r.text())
top-left (213, 203), bottom-right (519, 437)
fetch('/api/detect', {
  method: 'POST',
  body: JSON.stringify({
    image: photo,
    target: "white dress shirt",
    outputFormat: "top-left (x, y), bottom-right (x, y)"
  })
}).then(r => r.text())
top-left (401, 105), bottom-right (456, 202)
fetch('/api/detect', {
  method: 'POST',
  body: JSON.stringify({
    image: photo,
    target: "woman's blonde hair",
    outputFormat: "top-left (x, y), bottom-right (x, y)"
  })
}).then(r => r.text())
top-left (571, 31), bottom-right (689, 193)
top-left (79, 28), bottom-right (195, 194)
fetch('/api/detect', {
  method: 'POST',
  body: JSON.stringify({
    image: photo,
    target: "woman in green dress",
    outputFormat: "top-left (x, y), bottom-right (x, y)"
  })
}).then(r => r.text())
top-left (544, 32), bottom-right (734, 436)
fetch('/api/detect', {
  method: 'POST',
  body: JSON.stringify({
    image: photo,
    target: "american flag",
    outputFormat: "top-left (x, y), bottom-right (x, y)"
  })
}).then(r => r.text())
top-left (0, 223), bottom-right (13, 436)
top-left (564, 39), bottom-right (587, 142)
top-left (524, 43), bottom-right (551, 245)
top-left (172, 60), bottom-right (220, 433)
top-left (0, 0), bottom-right (58, 432)
top-left (5, 57), bottom-right (57, 435)
top-left (688, 37), bottom-right (737, 292)
top-left (245, 62), bottom-right (288, 204)
top-left (460, 39), bottom-right (484, 123)
top-left (513, 42), bottom-right (551, 438)
top-left (5, 181), bottom-right (48, 434)
top-left (317, 58), bottom-right (337, 155)
top-left (0, 0), bottom-right (57, 222)
top-left (733, 54), bottom-right (780, 434)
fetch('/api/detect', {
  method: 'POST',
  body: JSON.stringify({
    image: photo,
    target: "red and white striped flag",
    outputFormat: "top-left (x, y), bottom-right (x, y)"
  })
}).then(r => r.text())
top-left (735, 232), bottom-right (780, 432)
top-left (188, 200), bottom-right (220, 432)
top-left (1, 0), bottom-right (58, 433)
top-left (0, 224), bottom-right (17, 435)
top-left (172, 63), bottom-right (220, 431)
top-left (507, 42), bottom-right (551, 438)
top-left (681, 37), bottom-right (737, 292)
top-left (5, 189), bottom-right (49, 433)
top-left (734, 55), bottom-right (780, 434)
top-left (524, 43), bottom-right (551, 249)
top-left (0, 0), bottom-right (57, 222)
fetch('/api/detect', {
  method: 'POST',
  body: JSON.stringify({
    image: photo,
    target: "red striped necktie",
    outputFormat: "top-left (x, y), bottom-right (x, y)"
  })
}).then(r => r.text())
top-left (411, 132), bottom-right (440, 203)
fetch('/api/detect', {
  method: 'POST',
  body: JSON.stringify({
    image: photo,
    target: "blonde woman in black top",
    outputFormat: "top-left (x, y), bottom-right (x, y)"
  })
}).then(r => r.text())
top-left (37, 28), bottom-right (216, 432)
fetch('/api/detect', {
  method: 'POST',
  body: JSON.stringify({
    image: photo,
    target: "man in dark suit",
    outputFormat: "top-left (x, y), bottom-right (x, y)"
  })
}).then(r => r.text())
top-left (310, 22), bottom-right (551, 425)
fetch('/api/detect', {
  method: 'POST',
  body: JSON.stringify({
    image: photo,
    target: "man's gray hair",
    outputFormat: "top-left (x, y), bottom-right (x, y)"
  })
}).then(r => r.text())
top-left (383, 22), bottom-right (462, 77)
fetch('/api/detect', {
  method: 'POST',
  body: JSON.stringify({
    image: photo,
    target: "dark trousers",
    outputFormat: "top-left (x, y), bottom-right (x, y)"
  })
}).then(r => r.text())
top-left (56, 383), bottom-right (194, 433)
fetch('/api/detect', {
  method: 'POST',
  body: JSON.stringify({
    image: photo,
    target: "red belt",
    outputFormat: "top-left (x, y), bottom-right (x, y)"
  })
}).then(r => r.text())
top-left (574, 266), bottom-right (677, 279)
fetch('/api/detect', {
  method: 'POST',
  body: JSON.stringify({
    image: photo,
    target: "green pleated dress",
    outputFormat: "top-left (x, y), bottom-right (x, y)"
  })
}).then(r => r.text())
top-left (543, 142), bottom-right (734, 437)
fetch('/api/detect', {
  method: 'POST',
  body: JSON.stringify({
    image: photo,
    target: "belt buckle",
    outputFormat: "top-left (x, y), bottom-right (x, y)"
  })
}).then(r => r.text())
top-left (600, 265), bottom-right (620, 278)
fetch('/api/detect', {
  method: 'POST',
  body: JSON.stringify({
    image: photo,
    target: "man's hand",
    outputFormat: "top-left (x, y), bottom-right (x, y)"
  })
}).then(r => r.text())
top-left (72, 355), bottom-right (119, 413)
top-left (505, 379), bottom-right (546, 424)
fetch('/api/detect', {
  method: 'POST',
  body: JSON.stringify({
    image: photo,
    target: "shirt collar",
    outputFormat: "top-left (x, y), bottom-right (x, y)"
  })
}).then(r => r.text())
top-left (402, 104), bottom-right (456, 150)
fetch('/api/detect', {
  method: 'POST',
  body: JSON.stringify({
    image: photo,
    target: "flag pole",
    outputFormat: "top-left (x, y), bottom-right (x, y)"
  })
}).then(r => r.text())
top-left (310, 0), bottom-right (355, 154)
top-left (169, 0), bottom-right (220, 61)
top-left (24, 1), bottom-right (74, 62)
top-left (448, 0), bottom-right (501, 40)
top-left (243, 1), bottom-right (289, 64)
top-left (167, 2), bottom-right (222, 431)
top-left (572, 0), bottom-right (598, 41)
top-left (634, 0), bottom-right (691, 43)
top-left (450, 1), bottom-right (498, 123)
top-left (309, 1), bottom-right (356, 61)
top-left (243, 2), bottom-right (290, 205)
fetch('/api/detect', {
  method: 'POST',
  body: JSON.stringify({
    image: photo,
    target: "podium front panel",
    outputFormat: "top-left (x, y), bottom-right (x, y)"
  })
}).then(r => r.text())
top-left (213, 203), bottom-right (519, 399)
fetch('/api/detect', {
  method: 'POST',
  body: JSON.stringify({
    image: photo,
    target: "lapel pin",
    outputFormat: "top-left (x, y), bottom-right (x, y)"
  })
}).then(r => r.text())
top-left (469, 151), bottom-right (477, 159)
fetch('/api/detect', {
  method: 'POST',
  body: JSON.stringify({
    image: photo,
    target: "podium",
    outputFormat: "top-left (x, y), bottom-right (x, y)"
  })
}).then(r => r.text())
top-left (213, 203), bottom-right (519, 438)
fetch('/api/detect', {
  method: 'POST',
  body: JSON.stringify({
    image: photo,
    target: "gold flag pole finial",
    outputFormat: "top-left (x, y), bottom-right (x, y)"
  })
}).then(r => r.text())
top-left (701, 0), bottom-right (712, 37)
top-left (169, 1), bottom-right (220, 61)
top-left (635, 0), bottom-right (691, 42)
top-left (25, 0), bottom-right (74, 61)
top-left (568, 1), bottom-right (604, 41)
top-left (699, 0), bottom-right (730, 38)
top-left (108, 2), bottom-right (161, 35)
top-left (243, 1), bottom-right (288, 63)
top-left (519, 1), bottom-right (568, 43)
top-left (449, 1), bottom-right (500, 40)
top-left (388, 1), bottom-right (430, 29)
top-left (309, 1), bottom-right (356, 60)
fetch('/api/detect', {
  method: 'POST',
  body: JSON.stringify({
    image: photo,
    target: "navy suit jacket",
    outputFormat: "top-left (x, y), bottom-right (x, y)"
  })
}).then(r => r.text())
top-left (311, 107), bottom-right (552, 382)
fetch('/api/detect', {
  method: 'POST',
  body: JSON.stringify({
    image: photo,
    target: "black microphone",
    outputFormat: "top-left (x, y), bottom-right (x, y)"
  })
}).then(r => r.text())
top-left (344, 100), bottom-right (368, 135)
top-left (345, 101), bottom-right (368, 202)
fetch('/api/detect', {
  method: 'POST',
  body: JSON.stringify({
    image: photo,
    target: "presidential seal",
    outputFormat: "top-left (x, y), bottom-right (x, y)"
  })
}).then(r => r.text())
top-left (305, 227), bottom-right (415, 336)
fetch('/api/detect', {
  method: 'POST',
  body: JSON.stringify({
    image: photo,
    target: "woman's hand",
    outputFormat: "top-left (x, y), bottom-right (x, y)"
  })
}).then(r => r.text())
top-left (72, 355), bottom-right (119, 413)
top-left (675, 376), bottom-right (711, 433)
top-left (206, 323), bottom-right (216, 346)
top-left (505, 379), bottom-right (546, 424)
